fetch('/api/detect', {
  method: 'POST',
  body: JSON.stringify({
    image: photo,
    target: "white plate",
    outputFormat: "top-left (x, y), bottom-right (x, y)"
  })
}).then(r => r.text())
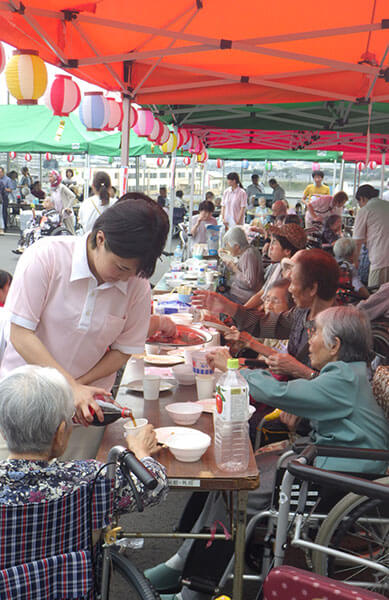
top-left (144, 355), bottom-right (185, 366)
top-left (183, 273), bottom-right (198, 280)
top-left (201, 320), bottom-right (231, 334)
top-left (155, 426), bottom-right (203, 445)
top-left (124, 380), bottom-right (175, 393)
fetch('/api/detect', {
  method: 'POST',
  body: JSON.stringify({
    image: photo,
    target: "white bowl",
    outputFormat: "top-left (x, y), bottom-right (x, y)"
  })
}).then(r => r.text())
top-left (165, 402), bottom-right (203, 425)
top-left (172, 364), bottom-right (196, 386)
top-left (167, 431), bottom-right (211, 462)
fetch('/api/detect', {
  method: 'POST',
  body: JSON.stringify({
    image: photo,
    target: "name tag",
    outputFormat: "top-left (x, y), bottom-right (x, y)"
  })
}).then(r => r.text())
top-left (168, 478), bottom-right (201, 488)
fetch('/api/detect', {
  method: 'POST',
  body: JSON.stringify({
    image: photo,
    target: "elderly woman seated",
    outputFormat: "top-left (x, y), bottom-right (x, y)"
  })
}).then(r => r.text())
top-left (220, 226), bottom-right (264, 304)
top-left (146, 307), bottom-right (389, 598)
top-left (0, 365), bottom-right (168, 514)
top-left (333, 237), bottom-right (369, 300)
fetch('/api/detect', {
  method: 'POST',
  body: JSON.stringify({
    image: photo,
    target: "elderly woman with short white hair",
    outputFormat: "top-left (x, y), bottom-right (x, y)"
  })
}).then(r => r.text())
top-left (221, 226), bottom-right (264, 304)
top-left (0, 365), bottom-right (168, 512)
top-left (333, 237), bottom-right (369, 299)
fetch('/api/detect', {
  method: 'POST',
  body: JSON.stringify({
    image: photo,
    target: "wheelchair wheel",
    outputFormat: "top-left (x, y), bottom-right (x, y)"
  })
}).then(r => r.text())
top-left (108, 548), bottom-right (161, 599)
top-left (50, 226), bottom-right (72, 236)
top-left (312, 476), bottom-right (389, 594)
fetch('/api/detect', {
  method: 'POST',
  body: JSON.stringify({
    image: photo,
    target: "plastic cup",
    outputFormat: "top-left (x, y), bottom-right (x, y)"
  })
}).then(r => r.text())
top-left (143, 375), bottom-right (161, 400)
top-left (126, 357), bottom-right (144, 381)
top-left (123, 418), bottom-right (148, 437)
top-left (196, 374), bottom-right (215, 401)
top-left (192, 351), bottom-right (214, 375)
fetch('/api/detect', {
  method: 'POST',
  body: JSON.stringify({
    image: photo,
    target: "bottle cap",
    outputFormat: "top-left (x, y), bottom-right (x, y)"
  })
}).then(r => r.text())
top-left (227, 358), bottom-right (239, 369)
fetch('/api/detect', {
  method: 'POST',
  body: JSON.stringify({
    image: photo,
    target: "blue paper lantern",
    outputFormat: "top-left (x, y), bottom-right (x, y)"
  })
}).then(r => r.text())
top-left (79, 91), bottom-right (109, 131)
top-left (242, 159), bottom-right (249, 169)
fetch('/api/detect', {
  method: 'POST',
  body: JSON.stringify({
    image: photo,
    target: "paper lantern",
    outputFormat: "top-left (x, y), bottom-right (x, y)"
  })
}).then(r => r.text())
top-left (5, 49), bottom-right (47, 105)
top-left (357, 161), bottom-right (365, 172)
top-left (312, 162), bottom-right (321, 171)
top-left (197, 151), bottom-right (208, 164)
top-left (183, 156), bottom-right (191, 166)
top-left (45, 74), bottom-right (81, 117)
top-left (161, 132), bottom-right (177, 154)
top-left (156, 157), bottom-right (164, 167)
top-left (265, 161), bottom-right (273, 171)
top-left (147, 119), bottom-right (164, 143)
top-left (216, 159), bottom-right (223, 169)
top-left (45, 152), bottom-right (52, 161)
top-left (189, 135), bottom-right (202, 154)
top-left (133, 108), bottom-right (155, 137)
top-left (368, 160), bottom-right (377, 170)
top-left (9, 151), bottom-right (17, 160)
top-left (242, 159), bottom-right (249, 169)
top-left (177, 128), bottom-right (191, 149)
top-left (0, 42), bottom-right (5, 74)
top-left (67, 154), bottom-right (74, 162)
top-left (103, 98), bottom-right (123, 131)
top-left (158, 124), bottom-right (170, 145)
top-left (118, 105), bottom-right (138, 131)
top-left (79, 92), bottom-right (109, 131)
top-left (24, 153), bottom-right (32, 162)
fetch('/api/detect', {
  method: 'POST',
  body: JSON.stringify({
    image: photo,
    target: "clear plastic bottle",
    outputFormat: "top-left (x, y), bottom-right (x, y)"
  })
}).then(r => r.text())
top-left (214, 359), bottom-right (250, 472)
top-left (174, 244), bottom-right (183, 262)
top-left (197, 267), bottom-right (206, 286)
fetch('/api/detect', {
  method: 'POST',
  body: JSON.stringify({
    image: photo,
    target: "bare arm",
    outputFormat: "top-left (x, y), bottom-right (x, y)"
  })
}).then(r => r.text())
top-left (237, 205), bottom-right (246, 224)
top-left (10, 324), bottom-right (111, 425)
top-left (354, 239), bottom-right (364, 268)
top-left (77, 348), bottom-right (131, 386)
top-left (307, 202), bottom-right (318, 220)
top-left (244, 289), bottom-right (264, 309)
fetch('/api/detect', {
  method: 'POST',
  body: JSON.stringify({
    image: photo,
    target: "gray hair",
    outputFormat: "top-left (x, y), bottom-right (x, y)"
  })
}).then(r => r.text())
top-left (333, 237), bottom-right (356, 261)
top-left (315, 306), bottom-right (372, 363)
top-left (0, 366), bottom-right (74, 454)
top-left (223, 227), bottom-right (249, 250)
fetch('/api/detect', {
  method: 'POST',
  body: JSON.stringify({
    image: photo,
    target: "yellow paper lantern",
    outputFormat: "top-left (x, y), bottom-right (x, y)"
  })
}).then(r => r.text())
top-left (5, 49), bottom-right (47, 105)
top-left (161, 132), bottom-right (178, 154)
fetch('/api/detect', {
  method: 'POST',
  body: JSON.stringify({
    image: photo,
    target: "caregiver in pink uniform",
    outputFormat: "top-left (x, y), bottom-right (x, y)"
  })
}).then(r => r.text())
top-left (1, 195), bottom-right (169, 426)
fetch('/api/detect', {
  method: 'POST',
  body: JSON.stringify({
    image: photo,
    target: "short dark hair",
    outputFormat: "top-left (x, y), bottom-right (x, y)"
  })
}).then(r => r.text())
top-left (66, 168), bottom-right (74, 177)
top-left (312, 170), bottom-right (324, 179)
top-left (176, 190), bottom-right (184, 199)
top-left (295, 249), bottom-right (340, 301)
top-left (199, 200), bottom-right (215, 213)
top-left (355, 184), bottom-right (379, 201)
top-left (251, 174), bottom-right (259, 181)
top-left (325, 214), bottom-right (341, 229)
top-left (333, 191), bottom-right (347, 206)
top-left (91, 194), bottom-right (169, 279)
top-left (268, 178), bottom-right (277, 185)
top-left (284, 214), bottom-right (301, 226)
top-left (159, 186), bottom-right (167, 192)
top-left (205, 191), bottom-right (215, 200)
top-left (0, 270), bottom-right (12, 290)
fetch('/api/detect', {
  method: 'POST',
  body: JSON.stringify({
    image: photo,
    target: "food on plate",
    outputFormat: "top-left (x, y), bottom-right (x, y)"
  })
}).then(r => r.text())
top-left (147, 324), bottom-right (206, 346)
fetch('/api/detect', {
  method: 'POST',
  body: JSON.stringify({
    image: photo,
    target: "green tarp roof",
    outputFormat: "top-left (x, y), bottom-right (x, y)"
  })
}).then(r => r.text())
top-left (207, 148), bottom-right (341, 161)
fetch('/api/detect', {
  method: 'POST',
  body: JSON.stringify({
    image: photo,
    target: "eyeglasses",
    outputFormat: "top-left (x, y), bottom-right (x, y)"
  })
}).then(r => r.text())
top-left (264, 296), bottom-right (283, 305)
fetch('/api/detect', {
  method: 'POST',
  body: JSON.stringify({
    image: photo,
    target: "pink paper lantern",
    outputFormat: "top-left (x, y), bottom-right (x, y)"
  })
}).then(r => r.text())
top-left (0, 42), bottom-right (5, 74)
top-left (118, 105), bottom-right (138, 131)
top-left (312, 162), bottom-right (321, 171)
top-left (368, 160), bottom-right (377, 170)
top-left (216, 158), bottom-right (223, 169)
top-left (67, 154), bottom-right (74, 162)
top-left (177, 128), bottom-right (191, 149)
top-left (357, 161), bottom-right (365, 172)
top-left (9, 151), bottom-right (17, 160)
top-left (156, 157), bottom-right (164, 167)
top-left (183, 156), bottom-right (191, 166)
top-left (45, 152), bottom-right (52, 160)
top-left (133, 108), bottom-right (155, 137)
top-left (25, 153), bottom-right (32, 162)
top-left (45, 74), bottom-right (81, 117)
top-left (158, 123), bottom-right (170, 145)
top-left (148, 119), bottom-right (164, 143)
top-left (189, 135), bottom-right (201, 154)
top-left (104, 98), bottom-right (123, 131)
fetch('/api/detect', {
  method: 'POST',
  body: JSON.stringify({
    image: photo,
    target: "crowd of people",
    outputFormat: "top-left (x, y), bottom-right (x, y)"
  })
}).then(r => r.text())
top-left (0, 167), bottom-right (388, 599)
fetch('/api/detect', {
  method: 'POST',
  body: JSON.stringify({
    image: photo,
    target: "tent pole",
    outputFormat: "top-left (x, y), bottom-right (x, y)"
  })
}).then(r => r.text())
top-left (380, 152), bottom-right (386, 197)
top-left (201, 159), bottom-right (207, 202)
top-left (84, 154), bottom-right (90, 202)
top-left (121, 95), bottom-right (130, 168)
top-left (221, 159), bottom-right (225, 195)
top-left (339, 159), bottom-right (345, 190)
top-left (189, 155), bottom-right (196, 231)
top-left (332, 159), bottom-right (337, 192)
top-left (39, 153), bottom-right (42, 183)
top-left (352, 163), bottom-right (357, 199)
top-left (167, 127), bottom-right (178, 252)
top-left (135, 156), bottom-right (140, 190)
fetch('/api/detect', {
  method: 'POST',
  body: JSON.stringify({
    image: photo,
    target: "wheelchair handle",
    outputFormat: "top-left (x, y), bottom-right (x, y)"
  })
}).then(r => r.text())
top-left (293, 443), bottom-right (389, 461)
top-left (287, 461), bottom-right (389, 502)
top-left (107, 445), bottom-right (158, 490)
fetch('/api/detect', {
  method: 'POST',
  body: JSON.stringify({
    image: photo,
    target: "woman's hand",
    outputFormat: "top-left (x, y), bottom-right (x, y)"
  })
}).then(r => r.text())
top-left (126, 424), bottom-right (159, 459)
top-left (72, 382), bottom-right (112, 426)
top-left (224, 325), bottom-right (241, 342)
top-left (279, 411), bottom-right (300, 431)
top-left (206, 347), bottom-right (231, 372)
top-left (265, 353), bottom-right (311, 378)
top-left (191, 290), bottom-right (236, 316)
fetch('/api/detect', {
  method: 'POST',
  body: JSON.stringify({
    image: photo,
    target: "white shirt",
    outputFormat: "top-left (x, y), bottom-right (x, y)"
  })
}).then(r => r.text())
top-left (353, 198), bottom-right (389, 271)
top-left (79, 195), bottom-right (117, 232)
top-left (1, 235), bottom-right (151, 389)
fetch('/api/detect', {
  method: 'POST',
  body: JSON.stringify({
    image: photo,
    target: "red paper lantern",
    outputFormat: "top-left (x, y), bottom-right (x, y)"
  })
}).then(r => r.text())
top-left (67, 154), bottom-right (74, 162)
top-left (148, 119), bottom-right (164, 143)
top-left (177, 128), bottom-right (191, 149)
top-left (157, 123), bottom-right (170, 145)
top-left (357, 161), bottom-right (365, 172)
top-left (368, 160), bottom-right (377, 170)
top-left (156, 157), bottom-right (164, 167)
top-left (216, 159), bottom-right (223, 169)
top-left (183, 156), bottom-right (191, 166)
top-left (104, 98), bottom-right (123, 131)
top-left (24, 153), bottom-right (32, 162)
top-left (133, 108), bottom-right (155, 137)
top-left (9, 151), bottom-right (17, 160)
top-left (45, 74), bottom-right (81, 117)
top-left (45, 152), bottom-right (52, 161)
top-left (0, 42), bottom-right (5, 75)
top-left (189, 135), bottom-right (202, 154)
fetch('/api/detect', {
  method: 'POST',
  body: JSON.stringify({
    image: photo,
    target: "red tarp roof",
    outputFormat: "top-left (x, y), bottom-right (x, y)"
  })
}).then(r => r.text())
top-left (1, 1), bottom-right (389, 104)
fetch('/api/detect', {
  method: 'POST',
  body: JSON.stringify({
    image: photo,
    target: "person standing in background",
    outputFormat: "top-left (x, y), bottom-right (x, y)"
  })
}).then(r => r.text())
top-left (302, 170), bottom-right (330, 205)
top-left (221, 172), bottom-right (247, 229)
top-left (0, 167), bottom-right (12, 233)
top-left (79, 171), bottom-right (116, 233)
top-left (269, 178), bottom-right (286, 204)
top-left (246, 174), bottom-right (265, 208)
top-left (48, 170), bottom-right (76, 234)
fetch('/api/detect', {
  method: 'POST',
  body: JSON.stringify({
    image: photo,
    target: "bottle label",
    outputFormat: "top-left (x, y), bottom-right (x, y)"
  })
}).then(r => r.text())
top-left (216, 384), bottom-right (248, 421)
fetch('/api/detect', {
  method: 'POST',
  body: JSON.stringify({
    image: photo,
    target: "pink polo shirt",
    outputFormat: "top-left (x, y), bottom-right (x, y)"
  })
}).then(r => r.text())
top-left (222, 187), bottom-right (247, 227)
top-left (1, 235), bottom-right (151, 390)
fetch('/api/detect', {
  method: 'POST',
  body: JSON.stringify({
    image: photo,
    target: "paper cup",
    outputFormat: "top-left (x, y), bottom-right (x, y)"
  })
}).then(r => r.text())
top-left (195, 374), bottom-right (215, 400)
top-left (126, 357), bottom-right (144, 381)
top-left (192, 351), bottom-right (214, 375)
top-left (123, 418), bottom-right (148, 437)
top-left (143, 375), bottom-right (161, 401)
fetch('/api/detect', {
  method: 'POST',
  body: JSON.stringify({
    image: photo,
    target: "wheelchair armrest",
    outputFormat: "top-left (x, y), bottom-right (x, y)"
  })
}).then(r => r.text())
top-left (287, 462), bottom-right (389, 502)
top-left (292, 443), bottom-right (389, 463)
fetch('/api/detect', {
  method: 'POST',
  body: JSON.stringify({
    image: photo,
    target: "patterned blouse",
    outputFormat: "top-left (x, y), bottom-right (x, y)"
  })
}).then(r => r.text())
top-left (0, 457), bottom-right (168, 520)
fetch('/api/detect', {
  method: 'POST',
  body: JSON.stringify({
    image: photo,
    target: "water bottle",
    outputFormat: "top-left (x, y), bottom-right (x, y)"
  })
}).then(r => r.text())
top-left (174, 244), bottom-right (183, 262)
top-left (197, 267), bottom-right (206, 286)
top-left (90, 397), bottom-right (135, 427)
top-left (214, 359), bottom-right (250, 472)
